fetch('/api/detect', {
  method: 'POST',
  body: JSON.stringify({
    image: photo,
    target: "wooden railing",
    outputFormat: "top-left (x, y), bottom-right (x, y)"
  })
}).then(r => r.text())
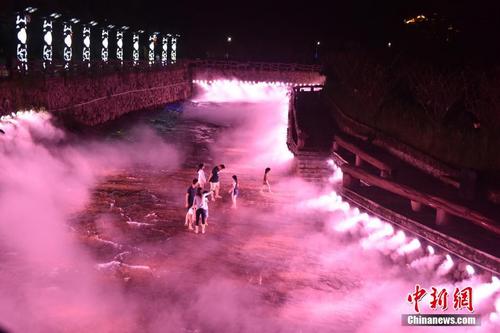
top-left (334, 135), bottom-right (393, 178)
top-left (340, 163), bottom-right (500, 236)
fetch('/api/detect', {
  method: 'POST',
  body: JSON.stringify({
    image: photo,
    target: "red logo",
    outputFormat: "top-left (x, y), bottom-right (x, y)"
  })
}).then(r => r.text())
top-left (407, 285), bottom-right (474, 313)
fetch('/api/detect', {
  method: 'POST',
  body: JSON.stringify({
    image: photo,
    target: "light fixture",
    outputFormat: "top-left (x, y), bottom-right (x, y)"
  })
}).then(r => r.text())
top-left (50, 13), bottom-right (61, 19)
top-left (70, 18), bottom-right (80, 24)
top-left (133, 32), bottom-right (140, 65)
top-left (227, 36), bottom-right (232, 42)
top-left (148, 33), bottom-right (157, 65)
top-left (101, 28), bottom-right (109, 62)
top-left (63, 21), bottom-right (73, 68)
top-left (89, 20), bottom-right (98, 26)
top-left (465, 264), bottom-right (475, 275)
top-left (82, 25), bottom-right (91, 66)
top-left (161, 36), bottom-right (168, 66)
top-left (116, 30), bottom-right (124, 64)
top-left (25, 7), bottom-right (37, 14)
top-left (16, 12), bottom-right (28, 72)
top-left (42, 17), bottom-right (54, 69)
top-left (170, 34), bottom-right (179, 64)
top-left (121, 25), bottom-right (129, 30)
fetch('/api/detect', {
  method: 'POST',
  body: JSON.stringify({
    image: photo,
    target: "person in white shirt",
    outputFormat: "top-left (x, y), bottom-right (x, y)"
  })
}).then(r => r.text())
top-left (197, 163), bottom-right (207, 189)
top-left (193, 187), bottom-right (213, 234)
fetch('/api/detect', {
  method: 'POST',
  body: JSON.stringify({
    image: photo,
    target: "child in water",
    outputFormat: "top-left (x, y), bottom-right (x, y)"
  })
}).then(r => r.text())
top-left (228, 175), bottom-right (239, 209)
top-left (185, 178), bottom-right (198, 230)
top-left (261, 167), bottom-right (272, 193)
top-left (197, 163), bottom-right (206, 189)
top-left (193, 187), bottom-right (213, 234)
top-left (209, 164), bottom-right (226, 201)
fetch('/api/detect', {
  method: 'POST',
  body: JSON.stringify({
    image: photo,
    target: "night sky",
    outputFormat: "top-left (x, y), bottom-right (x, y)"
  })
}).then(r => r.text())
top-left (2, 0), bottom-right (500, 63)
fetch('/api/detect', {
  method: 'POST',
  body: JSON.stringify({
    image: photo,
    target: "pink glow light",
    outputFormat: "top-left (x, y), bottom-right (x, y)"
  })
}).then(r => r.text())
top-left (397, 238), bottom-right (421, 255)
top-left (192, 79), bottom-right (294, 163)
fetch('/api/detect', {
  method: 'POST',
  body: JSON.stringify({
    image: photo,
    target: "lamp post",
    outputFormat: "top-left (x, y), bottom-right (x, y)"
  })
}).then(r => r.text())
top-left (225, 35), bottom-right (232, 60)
top-left (15, 6), bottom-right (37, 72)
top-left (314, 41), bottom-right (321, 61)
top-left (63, 18), bottom-right (80, 69)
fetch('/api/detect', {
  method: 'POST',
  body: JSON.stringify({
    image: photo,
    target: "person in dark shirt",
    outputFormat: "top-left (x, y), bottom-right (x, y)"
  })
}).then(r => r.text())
top-left (209, 164), bottom-right (225, 201)
top-left (185, 178), bottom-right (198, 229)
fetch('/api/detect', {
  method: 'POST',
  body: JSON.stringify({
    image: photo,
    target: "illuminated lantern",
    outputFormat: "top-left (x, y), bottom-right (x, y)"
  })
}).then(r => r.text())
top-left (116, 29), bottom-right (125, 64)
top-left (161, 36), bottom-right (168, 66)
top-left (101, 28), bottom-right (109, 62)
top-left (15, 13), bottom-right (28, 72)
top-left (82, 25), bottom-right (91, 66)
top-left (63, 19), bottom-right (80, 69)
top-left (63, 22), bottom-right (72, 68)
top-left (133, 32), bottom-right (140, 66)
top-left (148, 33), bottom-right (157, 66)
top-left (83, 21), bottom-right (97, 67)
top-left (42, 18), bottom-right (53, 69)
top-left (170, 34), bottom-right (179, 64)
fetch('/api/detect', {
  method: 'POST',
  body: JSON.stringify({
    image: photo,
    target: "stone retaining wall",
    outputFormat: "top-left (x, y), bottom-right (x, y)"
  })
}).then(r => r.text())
top-left (0, 63), bottom-right (325, 126)
top-left (0, 65), bottom-right (192, 125)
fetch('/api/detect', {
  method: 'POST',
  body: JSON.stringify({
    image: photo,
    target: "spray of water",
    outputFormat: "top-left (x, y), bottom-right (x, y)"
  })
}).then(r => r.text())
top-left (0, 81), bottom-right (497, 332)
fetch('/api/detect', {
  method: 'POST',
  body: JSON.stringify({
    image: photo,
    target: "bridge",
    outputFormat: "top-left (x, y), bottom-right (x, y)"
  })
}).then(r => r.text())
top-left (0, 60), bottom-right (324, 125)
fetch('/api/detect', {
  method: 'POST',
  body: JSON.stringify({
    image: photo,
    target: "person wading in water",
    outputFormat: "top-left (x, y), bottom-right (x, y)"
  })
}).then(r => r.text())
top-left (209, 164), bottom-right (225, 201)
top-left (193, 187), bottom-right (213, 234)
top-left (260, 167), bottom-right (272, 193)
top-left (228, 175), bottom-right (239, 209)
top-left (185, 178), bottom-right (198, 230)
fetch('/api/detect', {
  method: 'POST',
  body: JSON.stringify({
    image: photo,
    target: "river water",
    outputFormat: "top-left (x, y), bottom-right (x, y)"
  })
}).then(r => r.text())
top-left (0, 82), bottom-right (497, 332)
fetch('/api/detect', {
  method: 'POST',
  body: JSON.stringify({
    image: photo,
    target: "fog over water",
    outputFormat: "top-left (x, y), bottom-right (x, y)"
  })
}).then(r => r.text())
top-left (0, 82), bottom-right (497, 332)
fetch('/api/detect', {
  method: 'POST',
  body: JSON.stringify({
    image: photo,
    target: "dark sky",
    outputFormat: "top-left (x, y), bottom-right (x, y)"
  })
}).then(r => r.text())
top-left (2, 0), bottom-right (500, 62)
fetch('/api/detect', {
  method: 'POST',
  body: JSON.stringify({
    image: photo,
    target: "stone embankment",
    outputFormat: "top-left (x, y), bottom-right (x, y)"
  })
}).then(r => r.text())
top-left (0, 60), bottom-right (326, 126)
top-left (0, 65), bottom-right (192, 125)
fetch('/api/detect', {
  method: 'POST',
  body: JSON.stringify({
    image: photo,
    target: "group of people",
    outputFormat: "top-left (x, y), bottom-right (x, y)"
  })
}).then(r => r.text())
top-left (183, 163), bottom-right (272, 234)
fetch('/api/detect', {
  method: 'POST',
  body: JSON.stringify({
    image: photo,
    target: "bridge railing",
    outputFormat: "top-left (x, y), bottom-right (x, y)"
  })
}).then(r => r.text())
top-left (188, 59), bottom-right (322, 72)
top-left (2, 59), bottom-right (189, 80)
top-left (2, 58), bottom-right (320, 80)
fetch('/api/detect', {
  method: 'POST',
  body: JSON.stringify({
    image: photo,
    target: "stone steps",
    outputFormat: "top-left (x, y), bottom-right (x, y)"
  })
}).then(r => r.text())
top-left (295, 150), bottom-right (332, 183)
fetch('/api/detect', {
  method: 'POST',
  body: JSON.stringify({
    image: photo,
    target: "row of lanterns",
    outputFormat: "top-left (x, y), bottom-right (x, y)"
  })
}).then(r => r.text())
top-left (15, 7), bottom-right (180, 72)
